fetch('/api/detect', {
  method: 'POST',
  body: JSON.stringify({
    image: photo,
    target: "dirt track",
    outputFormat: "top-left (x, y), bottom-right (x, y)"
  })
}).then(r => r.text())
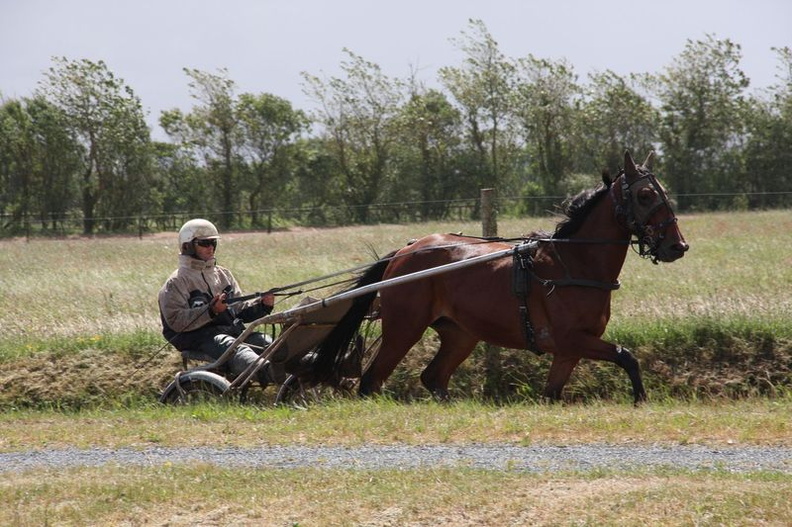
top-left (3, 444), bottom-right (791, 474)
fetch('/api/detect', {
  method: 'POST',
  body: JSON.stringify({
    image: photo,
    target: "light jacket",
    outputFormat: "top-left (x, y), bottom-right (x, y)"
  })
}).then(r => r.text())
top-left (158, 255), bottom-right (271, 347)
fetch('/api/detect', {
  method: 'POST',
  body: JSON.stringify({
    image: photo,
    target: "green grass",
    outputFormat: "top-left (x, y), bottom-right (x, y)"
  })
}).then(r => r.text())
top-left (0, 210), bottom-right (790, 408)
top-left (2, 211), bottom-right (791, 525)
top-left (2, 398), bottom-right (790, 451)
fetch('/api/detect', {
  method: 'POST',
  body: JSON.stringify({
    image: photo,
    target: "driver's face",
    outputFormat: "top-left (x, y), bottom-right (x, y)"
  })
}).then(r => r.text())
top-left (193, 239), bottom-right (217, 261)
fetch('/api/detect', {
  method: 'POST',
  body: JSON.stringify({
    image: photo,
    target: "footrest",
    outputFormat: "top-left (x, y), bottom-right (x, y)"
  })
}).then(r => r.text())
top-left (180, 349), bottom-right (216, 368)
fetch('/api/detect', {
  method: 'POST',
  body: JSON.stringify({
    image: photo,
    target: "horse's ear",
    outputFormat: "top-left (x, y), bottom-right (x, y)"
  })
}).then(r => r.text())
top-left (642, 151), bottom-right (654, 169)
top-left (602, 168), bottom-right (612, 187)
top-left (624, 151), bottom-right (638, 180)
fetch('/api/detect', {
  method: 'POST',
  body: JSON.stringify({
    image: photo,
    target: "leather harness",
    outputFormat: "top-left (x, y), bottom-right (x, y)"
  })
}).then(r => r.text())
top-left (511, 240), bottom-right (621, 356)
top-left (512, 242), bottom-right (541, 355)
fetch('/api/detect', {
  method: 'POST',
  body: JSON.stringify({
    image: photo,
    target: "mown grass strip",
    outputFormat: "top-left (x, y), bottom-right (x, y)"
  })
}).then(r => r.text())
top-left (3, 465), bottom-right (790, 526)
top-left (2, 397), bottom-right (789, 451)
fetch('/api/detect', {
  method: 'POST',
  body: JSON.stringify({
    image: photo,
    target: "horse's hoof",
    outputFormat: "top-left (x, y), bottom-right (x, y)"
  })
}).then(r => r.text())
top-left (430, 389), bottom-right (450, 403)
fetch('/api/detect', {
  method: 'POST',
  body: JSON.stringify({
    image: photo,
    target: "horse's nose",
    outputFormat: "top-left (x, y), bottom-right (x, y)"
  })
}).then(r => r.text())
top-left (673, 241), bottom-right (689, 254)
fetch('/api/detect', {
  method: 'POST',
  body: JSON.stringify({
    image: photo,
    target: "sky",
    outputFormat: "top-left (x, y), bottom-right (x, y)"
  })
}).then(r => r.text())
top-left (1, 0), bottom-right (790, 139)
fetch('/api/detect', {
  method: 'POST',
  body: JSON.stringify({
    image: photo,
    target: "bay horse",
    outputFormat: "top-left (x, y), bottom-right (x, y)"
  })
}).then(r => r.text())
top-left (308, 151), bottom-right (688, 403)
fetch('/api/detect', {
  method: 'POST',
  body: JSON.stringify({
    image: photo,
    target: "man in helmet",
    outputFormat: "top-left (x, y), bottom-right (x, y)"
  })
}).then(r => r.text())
top-left (158, 218), bottom-right (282, 386)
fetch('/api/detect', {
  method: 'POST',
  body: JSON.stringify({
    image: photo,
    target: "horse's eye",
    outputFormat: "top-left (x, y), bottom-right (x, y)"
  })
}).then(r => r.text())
top-left (637, 187), bottom-right (655, 206)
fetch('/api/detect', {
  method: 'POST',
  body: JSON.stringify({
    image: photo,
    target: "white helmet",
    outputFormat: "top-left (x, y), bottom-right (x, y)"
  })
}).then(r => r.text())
top-left (178, 218), bottom-right (219, 254)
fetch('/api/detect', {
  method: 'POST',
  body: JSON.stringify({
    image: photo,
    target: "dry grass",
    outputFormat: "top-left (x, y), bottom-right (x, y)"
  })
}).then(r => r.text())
top-left (2, 211), bottom-right (791, 525)
top-left (612, 211), bottom-right (792, 326)
top-left (2, 210), bottom-right (789, 343)
top-left (1, 210), bottom-right (790, 406)
top-left (3, 466), bottom-right (790, 526)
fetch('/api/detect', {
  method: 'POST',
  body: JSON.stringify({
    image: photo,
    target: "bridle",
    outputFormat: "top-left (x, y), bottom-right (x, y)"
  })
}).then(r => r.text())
top-left (614, 168), bottom-right (679, 264)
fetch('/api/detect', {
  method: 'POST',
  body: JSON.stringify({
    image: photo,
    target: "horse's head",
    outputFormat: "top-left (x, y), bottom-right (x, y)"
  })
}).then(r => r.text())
top-left (616, 151), bottom-right (689, 263)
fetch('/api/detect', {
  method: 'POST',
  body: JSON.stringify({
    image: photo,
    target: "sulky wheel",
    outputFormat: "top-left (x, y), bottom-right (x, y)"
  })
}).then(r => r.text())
top-left (275, 319), bottom-right (381, 407)
top-left (274, 374), bottom-right (346, 407)
top-left (159, 371), bottom-right (232, 405)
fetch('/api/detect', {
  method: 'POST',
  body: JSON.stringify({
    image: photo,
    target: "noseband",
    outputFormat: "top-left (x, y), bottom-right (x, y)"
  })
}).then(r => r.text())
top-left (614, 169), bottom-right (678, 264)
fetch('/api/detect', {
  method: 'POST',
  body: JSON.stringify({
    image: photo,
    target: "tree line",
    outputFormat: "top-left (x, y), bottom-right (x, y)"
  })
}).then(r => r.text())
top-left (1, 20), bottom-right (790, 236)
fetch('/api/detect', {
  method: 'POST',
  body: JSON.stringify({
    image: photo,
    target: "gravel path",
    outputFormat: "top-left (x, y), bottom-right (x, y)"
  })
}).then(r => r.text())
top-left (2, 444), bottom-right (791, 474)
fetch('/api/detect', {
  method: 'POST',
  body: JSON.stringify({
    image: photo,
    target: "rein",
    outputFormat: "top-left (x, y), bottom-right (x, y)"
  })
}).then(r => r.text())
top-left (230, 163), bottom-right (677, 317)
top-left (517, 241), bottom-right (621, 293)
top-left (449, 233), bottom-right (632, 247)
top-left (283, 166), bottom-right (679, 299)
top-left (449, 234), bottom-right (625, 292)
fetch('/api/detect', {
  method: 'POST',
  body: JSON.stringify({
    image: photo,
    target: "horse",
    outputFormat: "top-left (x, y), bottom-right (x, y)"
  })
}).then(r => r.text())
top-left (308, 151), bottom-right (688, 404)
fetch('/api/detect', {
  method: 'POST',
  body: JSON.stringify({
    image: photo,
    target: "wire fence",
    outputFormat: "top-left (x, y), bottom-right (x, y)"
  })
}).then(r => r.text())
top-left (2, 191), bottom-right (791, 239)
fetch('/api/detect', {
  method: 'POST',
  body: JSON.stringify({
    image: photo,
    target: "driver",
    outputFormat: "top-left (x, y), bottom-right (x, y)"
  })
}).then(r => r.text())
top-left (158, 218), bottom-right (284, 386)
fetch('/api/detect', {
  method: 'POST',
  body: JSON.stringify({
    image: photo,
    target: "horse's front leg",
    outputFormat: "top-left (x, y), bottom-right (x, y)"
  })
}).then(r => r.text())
top-left (614, 345), bottom-right (647, 404)
top-left (579, 335), bottom-right (647, 404)
top-left (552, 335), bottom-right (646, 404)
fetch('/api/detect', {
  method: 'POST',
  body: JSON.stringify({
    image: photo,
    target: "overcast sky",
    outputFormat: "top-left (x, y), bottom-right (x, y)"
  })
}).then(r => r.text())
top-left (1, 0), bottom-right (790, 138)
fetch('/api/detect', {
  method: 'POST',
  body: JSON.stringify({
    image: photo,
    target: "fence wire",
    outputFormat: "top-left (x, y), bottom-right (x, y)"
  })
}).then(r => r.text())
top-left (2, 191), bottom-right (791, 238)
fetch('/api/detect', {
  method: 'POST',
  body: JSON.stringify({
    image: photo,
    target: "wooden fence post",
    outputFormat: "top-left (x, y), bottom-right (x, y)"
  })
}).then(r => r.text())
top-left (480, 189), bottom-right (502, 399)
top-left (481, 188), bottom-right (497, 237)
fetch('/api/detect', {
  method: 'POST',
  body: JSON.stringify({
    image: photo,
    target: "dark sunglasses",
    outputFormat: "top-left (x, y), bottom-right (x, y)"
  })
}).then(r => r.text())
top-left (194, 239), bottom-right (217, 248)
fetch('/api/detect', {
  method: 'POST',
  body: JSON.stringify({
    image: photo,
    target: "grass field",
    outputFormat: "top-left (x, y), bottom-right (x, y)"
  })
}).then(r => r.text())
top-left (2, 209), bottom-right (790, 342)
top-left (1, 210), bottom-right (791, 525)
top-left (0, 209), bottom-right (790, 405)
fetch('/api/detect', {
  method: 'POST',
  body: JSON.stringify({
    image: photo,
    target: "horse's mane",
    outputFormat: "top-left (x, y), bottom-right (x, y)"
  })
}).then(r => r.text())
top-left (552, 178), bottom-right (613, 239)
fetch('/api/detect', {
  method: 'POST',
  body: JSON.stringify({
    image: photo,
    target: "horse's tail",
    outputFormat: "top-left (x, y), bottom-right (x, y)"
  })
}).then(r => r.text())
top-left (304, 251), bottom-right (395, 386)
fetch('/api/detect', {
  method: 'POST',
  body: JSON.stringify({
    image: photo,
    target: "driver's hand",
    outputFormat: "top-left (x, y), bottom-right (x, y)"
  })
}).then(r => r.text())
top-left (211, 292), bottom-right (228, 314)
top-left (261, 292), bottom-right (275, 308)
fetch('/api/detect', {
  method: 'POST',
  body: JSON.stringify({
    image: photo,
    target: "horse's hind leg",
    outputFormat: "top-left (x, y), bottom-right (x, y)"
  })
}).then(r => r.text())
top-left (420, 319), bottom-right (478, 401)
top-left (543, 353), bottom-right (581, 401)
top-left (358, 319), bottom-right (426, 397)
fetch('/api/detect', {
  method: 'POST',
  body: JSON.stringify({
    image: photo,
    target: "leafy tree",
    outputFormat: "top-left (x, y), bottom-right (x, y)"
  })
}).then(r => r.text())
top-left (439, 19), bottom-right (518, 195)
top-left (512, 55), bottom-right (581, 196)
top-left (741, 46), bottom-right (792, 208)
top-left (0, 98), bottom-right (36, 231)
top-left (37, 57), bottom-right (151, 234)
top-left (0, 96), bottom-right (81, 234)
top-left (98, 98), bottom-right (154, 230)
top-left (288, 137), bottom-right (346, 225)
top-left (577, 70), bottom-right (659, 174)
top-left (236, 93), bottom-right (309, 227)
top-left (150, 140), bottom-right (210, 227)
top-left (655, 35), bottom-right (750, 210)
top-left (157, 108), bottom-right (212, 221)
top-left (391, 87), bottom-right (464, 220)
top-left (161, 68), bottom-right (241, 229)
top-left (25, 96), bottom-right (82, 230)
top-left (303, 49), bottom-right (405, 223)
top-left (162, 70), bottom-right (311, 229)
